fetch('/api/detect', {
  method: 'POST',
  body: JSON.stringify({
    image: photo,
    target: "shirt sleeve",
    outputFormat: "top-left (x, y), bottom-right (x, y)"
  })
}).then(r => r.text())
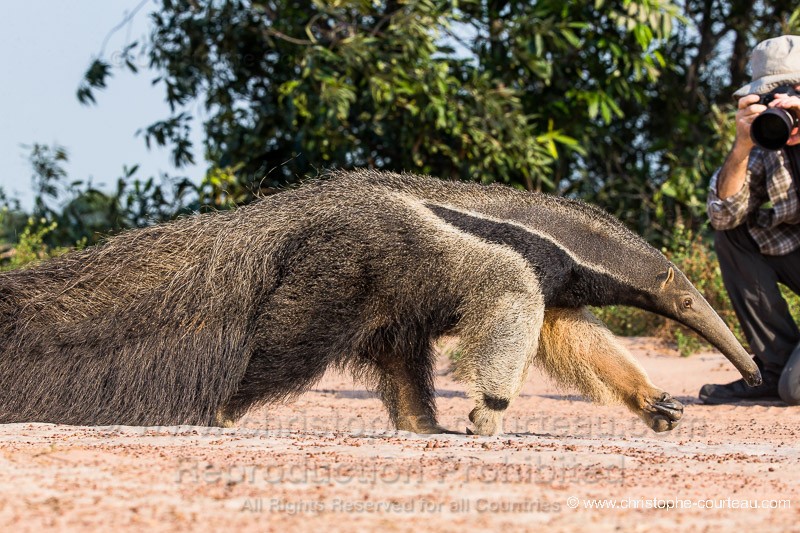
top-left (706, 150), bottom-right (764, 231)
top-left (754, 150), bottom-right (800, 228)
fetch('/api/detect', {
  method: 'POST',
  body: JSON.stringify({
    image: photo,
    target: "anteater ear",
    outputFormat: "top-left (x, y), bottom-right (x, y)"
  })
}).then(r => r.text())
top-left (658, 267), bottom-right (675, 291)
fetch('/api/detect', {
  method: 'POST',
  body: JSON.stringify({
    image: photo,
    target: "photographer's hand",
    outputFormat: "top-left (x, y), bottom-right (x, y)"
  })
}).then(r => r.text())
top-left (717, 95), bottom-right (765, 199)
top-left (769, 87), bottom-right (800, 146)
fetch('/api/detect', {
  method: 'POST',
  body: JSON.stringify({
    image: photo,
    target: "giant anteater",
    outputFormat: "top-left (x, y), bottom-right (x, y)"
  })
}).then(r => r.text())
top-left (0, 170), bottom-right (760, 434)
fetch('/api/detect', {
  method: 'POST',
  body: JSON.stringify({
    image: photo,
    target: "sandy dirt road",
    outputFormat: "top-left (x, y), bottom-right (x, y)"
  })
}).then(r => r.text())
top-left (0, 338), bottom-right (797, 532)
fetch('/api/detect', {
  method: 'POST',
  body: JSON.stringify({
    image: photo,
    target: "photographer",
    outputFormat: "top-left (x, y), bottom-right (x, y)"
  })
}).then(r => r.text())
top-left (702, 35), bottom-right (800, 405)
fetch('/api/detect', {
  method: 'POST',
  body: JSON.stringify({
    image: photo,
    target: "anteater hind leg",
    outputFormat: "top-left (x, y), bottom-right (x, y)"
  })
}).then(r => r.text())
top-left (453, 291), bottom-right (545, 436)
top-left (537, 307), bottom-right (683, 432)
top-left (376, 342), bottom-right (451, 434)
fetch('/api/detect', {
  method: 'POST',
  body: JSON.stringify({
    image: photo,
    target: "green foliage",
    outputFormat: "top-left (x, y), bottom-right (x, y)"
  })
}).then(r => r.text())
top-left (12, 143), bottom-right (251, 250)
top-left (0, 219), bottom-right (67, 271)
top-left (76, 0), bottom-right (685, 198)
top-left (194, 164), bottom-right (251, 210)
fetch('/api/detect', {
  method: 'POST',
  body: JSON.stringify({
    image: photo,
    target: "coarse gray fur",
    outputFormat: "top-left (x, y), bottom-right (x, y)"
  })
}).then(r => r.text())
top-left (0, 170), bottom-right (759, 434)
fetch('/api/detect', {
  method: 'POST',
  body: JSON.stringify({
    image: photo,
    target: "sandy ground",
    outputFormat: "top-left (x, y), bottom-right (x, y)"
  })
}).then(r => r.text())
top-left (0, 337), bottom-right (798, 532)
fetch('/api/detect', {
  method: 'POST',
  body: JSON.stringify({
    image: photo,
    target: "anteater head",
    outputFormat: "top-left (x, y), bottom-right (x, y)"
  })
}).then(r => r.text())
top-left (629, 265), bottom-right (761, 386)
top-left (425, 195), bottom-right (761, 387)
top-left (538, 198), bottom-right (763, 387)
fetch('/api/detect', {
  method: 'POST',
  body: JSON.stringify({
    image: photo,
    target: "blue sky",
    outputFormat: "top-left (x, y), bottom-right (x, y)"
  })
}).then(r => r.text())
top-left (0, 0), bottom-right (204, 209)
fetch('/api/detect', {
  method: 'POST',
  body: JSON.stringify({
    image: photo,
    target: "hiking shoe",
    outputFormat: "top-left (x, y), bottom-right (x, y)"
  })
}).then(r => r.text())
top-left (699, 372), bottom-right (781, 404)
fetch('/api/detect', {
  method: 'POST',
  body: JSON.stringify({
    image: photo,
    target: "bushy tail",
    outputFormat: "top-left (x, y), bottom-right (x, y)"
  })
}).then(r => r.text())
top-left (0, 199), bottom-right (306, 426)
top-left (0, 308), bottom-right (254, 426)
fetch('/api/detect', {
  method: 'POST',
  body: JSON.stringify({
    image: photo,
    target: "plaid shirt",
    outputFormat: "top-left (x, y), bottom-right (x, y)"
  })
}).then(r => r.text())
top-left (707, 146), bottom-right (800, 256)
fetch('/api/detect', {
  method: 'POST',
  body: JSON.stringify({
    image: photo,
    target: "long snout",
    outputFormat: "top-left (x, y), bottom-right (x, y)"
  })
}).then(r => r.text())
top-left (678, 293), bottom-right (762, 386)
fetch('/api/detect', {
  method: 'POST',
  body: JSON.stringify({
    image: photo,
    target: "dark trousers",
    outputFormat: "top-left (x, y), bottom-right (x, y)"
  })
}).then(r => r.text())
top-left (715, 224), bottom-right (800, 375)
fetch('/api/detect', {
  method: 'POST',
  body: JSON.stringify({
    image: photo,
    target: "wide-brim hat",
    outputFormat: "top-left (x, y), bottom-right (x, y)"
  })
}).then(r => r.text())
top-left (733, 35), bottom-right (800, 97)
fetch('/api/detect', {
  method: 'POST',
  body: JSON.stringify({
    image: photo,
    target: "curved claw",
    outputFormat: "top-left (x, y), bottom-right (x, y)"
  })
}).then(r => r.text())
top-left (644, 392), bottom-right (684, 432)
top-left (652, 400), bottom-right (683, 419)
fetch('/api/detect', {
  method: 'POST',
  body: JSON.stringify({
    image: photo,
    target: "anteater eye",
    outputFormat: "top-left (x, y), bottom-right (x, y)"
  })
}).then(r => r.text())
top-left (682, 298), bottom-right (693, 309)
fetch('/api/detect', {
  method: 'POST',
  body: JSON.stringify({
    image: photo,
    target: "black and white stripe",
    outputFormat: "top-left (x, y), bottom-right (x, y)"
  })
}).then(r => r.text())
top-left (427, 203), bottom-right (626, 307)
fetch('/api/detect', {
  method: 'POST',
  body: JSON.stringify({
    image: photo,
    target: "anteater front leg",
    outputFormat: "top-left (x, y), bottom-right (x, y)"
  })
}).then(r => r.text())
top-left (537, 307), bottom-right (683, 432)
top-left (453, 290), bottom-right (545, 436)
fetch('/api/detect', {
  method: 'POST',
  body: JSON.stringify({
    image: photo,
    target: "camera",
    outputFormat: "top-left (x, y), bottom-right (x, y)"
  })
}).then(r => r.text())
top-left (750, 85), bottom-right (800, 150)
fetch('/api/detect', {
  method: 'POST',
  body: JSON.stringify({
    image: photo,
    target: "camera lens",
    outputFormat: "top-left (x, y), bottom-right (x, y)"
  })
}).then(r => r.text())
top-left (751, 108), bottom-right (796, 150)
